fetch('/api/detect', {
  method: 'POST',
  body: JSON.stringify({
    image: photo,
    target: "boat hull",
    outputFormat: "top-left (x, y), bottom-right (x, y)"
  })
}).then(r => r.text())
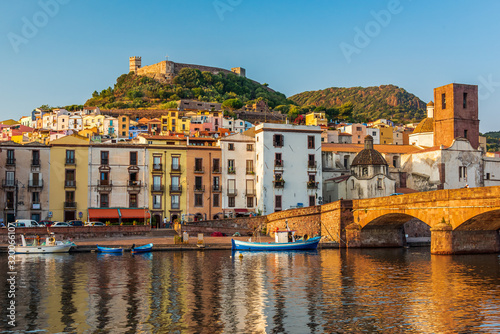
top-left (97, 246), bottom-right (123, 253)
top-left (231, 236), bottom-right (321, 251)
top-left (15, 245), bottom-right (72, 254)
top-left (131, 243), bottom-right (153, 254)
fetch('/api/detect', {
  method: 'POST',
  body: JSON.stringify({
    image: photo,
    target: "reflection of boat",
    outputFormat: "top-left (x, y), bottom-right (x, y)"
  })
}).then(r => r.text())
top-left (131, 243), bottom-right (153, 254)
top-left (232, 230), bottom-right (321, 251)
top-left (96, 245), bottom-right (124, 253)
top-left (16, 234), bottom-right (75, 254)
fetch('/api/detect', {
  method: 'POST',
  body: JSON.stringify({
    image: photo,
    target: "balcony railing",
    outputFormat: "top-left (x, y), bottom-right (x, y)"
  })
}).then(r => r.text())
top-left (31, 203), bottom-right (41, 210)
top-left (6, 159), bottom-right (16, 166)
top-left (152, 163), bottom-right (163, 171)
top-left (307, 181), bottom-right (319, 189)
top-left (28, 180), bottom-right (44, 189)
top-left (194, 185), bottom-right (205, 192)
top-left (152, 203), bottom-right (161, 209)
top-left (194, 166), bottom-right (205, 173)
top-left (273, 180), bottom-right (285, 188)
top-left (169, 185), bottom-right (182, 193)
top-left (2, 180), bottom-right (16, 188)
top-left (31, 159), bottom-right (40, 167)
top-left (151, 184), bottom-right (164, 192)
top-left (227, 188), bottom-right (237, 196)
top-left (212, 167), bottom-right (221, 173)
top-left (246, 169), bottom-right (255, 175)
top-left (64, 201), bottom-right (77, 209)
top-left (101, 159), bottom-right (109, 166)
top-left (65, 158), bottom-right (76, 166)
top-left (212, 185), bottom-right (222, 193)
top-left (64, 180), bottom-right (76, 188)
top-left (274, 160), bottom-right (284, 168)
top-left (128, 180), bottom-right (141, 187)
top-left (228, 168), bottom-right (236, 174)
top-left (171, 164), bottom-right (181, 172)
top-left (97, 181), bottom-right (113, 192)
top-left (5, 202), bottom-right (14, 210)
top-left (307, 161), bottom-right (317, 169)
top-left (245, 189), bottom-right (256, 196)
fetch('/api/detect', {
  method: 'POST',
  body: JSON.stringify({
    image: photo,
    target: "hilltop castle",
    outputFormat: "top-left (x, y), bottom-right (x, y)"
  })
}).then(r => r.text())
top-left (129, 56), bottom-right (246, 83)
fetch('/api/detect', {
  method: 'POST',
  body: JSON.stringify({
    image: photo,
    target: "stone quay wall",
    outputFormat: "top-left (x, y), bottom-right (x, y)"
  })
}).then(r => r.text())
top-left (177, 216), bottom-right (266, 236)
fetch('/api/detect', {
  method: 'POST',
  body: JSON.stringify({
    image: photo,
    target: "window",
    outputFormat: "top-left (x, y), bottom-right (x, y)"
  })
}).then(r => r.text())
top-left (194, 193), bottom-right (203, 207)
top-left (172, 155), bottom-right (180, 170)
top-left (65, 170), bottom-right (75, 186)
top-left (31, 172), bottom-right (40, 186)
top-left (171, 176), bottom-right (180, 191)
top-left (6, 192), bottom-right (14, 209)
top-left (101, 151), bottom-right (109, 165)
top-left (228, 179), bottom-right (236, 195)
top-left (246, 160), bottom-right (254, 174)
top-left (459, 166), bottom-right (467, 181)
top-left (351, 179), bottom-right (355, 189)
top-left (464, 130), bottom-right (468, 139)
top-left (309, 196), bottom-right (315, 207)
top-left (463, 92), bottom-right (467, 108)
top-left (356, 127), bottom-right (362, 131)
top-left (152, 175), bottom-right (162, 191)
top-left (275, 195), bottom-right (282, 211)
top-left (130, 152), bottom-right (137, 166)
top-left (153, 195), bottom-right (161, 209)
top-left (228, 143), bottom-right (235, 150)
top-left (129, 194), bottom-right (138, 208)
top-left (32, 191), bottom-right (40, 204)
top-left (372, 131), bottom-right (377, 136)
top-left (5, 171), bottom-right (15, 186)
top-left (65, 191), bottom-right (75, 203)
top-left (65, 150), bottom-right (75, 164)
top-left (307, 136), bottom-right (315, 149)
top-left (195, 176), bottom-right (203, 191)
top-left (213, 158), bottom-right (220, 172)
top-left (377, 178), bottom-right (383, 189)
top-left (227, 196), bottom-right (236, 207)
top-left (308, 154), bottom-right (315, 168)
top-left (273, 134), bottom-right (284, 147)
top-left (275, 153), bottom-right (283, 167)
top-left (247, 196), bottom-right (254, 208)
top-left (246, 179), bottom-right (255, 195)
top-left (442, 93), bottom-right (446, 109)
top-left (195, 158), bottom-right (203, 172)
top-left (247, 144), bottom-right (253, 151)
top-left (153, 155), bottom-right (162, 170)
top-left (213, 176), bottom-right (220, 191)
top-left (171, 195), bottom-right (180, 209)
top-left (344, 156), bottom-right (349, 169)
top-left (32, 150), bottom-right (40, 166)
top-left (393, 156), bottom-right (399, 168)
top-left (100, 172), bottom-right (109, 185)
top-left (486, 173), bottom-right (491, 180)
top-left (213, 194), bottom-right (220, 207)
top-left (129, 172), bottom-right (138, 184)
top-left (100, 194), bottom-right (109, 208)
top-left (228, 159), bottom-right (235, 173)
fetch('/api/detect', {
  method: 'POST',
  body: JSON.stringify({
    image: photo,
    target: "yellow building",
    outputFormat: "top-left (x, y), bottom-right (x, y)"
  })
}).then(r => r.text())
top-left (373, 124), bottom-right (393, 145)
top-left (141, 135), bottom-right (188, 226)
top-left (49, 135), bottom-right (90, 222)
top-left (160, 110), bottom-right (191, 134)
top-left (305, 111), bottom-right (328, 127)
top-left (83, 114), bottom-right (105, 133)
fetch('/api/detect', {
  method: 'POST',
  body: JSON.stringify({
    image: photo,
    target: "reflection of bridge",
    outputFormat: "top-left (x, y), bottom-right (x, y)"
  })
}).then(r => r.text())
top-left (266, 186), bottom-right (500, 254)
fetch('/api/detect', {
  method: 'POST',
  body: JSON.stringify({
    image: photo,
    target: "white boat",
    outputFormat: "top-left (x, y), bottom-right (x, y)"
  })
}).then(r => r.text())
top-left (15, 234), bottom-right (75, 254)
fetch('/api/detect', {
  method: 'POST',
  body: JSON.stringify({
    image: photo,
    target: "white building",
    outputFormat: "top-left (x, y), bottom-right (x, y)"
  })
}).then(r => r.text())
top-left (409, 102), bottom-right (434, 147)
top-left (366, 127), bottom-right (380, 144)
top-left (233, 119), bottom-right (246, 133)
top-left (255, 123), bottom-right (322, 215)
top-left (220, 133), bottom-right (256, 216)
top-left (103, 117), bottom-right (118, 137)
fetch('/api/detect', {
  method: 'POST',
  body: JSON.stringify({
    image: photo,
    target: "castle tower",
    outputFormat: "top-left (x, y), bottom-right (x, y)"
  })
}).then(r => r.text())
top-left (433, 83), bottom-right (479, 149)
top-left (231, 67), bottom-right (246, 77)
top-left (129, 56), bottom-right (142, 73)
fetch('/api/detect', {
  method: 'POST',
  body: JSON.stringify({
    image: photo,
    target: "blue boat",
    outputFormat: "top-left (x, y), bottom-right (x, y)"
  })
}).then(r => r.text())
top-left (96, 245), bottom-right (124, 253)
top-left (131, 243), bottom-right (153, 254)
top-left (232, 231), bottom-right (321, 251)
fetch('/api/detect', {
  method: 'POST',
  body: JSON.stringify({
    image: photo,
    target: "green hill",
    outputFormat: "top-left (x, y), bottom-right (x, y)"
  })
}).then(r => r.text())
top-left (482, 131), bottom-right (500, 152)
top-left (289, 85), bottom-right (427, 123)
top-left (85, 68), bottom-right (291, 110)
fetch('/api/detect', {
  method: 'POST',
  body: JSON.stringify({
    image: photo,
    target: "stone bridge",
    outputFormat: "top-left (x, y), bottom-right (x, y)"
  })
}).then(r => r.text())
top-left (348, 186), bottom-right (500, 254)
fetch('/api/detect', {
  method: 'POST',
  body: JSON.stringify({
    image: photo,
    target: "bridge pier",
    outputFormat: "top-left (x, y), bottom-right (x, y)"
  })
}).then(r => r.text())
top-left (345, 223), bottom-right (406, 248)
top-left (431, 222), bottom-right (500, 254)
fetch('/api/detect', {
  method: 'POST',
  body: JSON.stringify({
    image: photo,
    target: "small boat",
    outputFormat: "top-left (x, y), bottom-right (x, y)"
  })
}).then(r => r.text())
top-left (232, 230), bottom-right (321, 251)
top-left (131, 243), bottom-right (153, 254)
top-left (96, 245), bottom-right (124, 253)
top-left (16, 234), bottom-right (75, 254)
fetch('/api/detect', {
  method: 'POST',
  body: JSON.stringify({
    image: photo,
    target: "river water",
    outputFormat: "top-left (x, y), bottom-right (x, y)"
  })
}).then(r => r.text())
top-left (0, 248), bottom-right (499, 333)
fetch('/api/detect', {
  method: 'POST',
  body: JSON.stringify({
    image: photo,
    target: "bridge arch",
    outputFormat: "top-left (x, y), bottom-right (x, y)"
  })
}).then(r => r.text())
top-left (456, 209), bottom-right (500, 231)
top-left (363, 213), bottom-right (430, 229)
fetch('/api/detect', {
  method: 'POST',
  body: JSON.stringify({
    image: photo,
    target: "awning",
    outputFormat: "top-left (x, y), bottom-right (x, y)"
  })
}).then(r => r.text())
top-left (88, 209), bottom-right (119, 219)
top-left (119, 209), bottom-right (151, 219)
top-left (234, 209), bottom-right (248, 213)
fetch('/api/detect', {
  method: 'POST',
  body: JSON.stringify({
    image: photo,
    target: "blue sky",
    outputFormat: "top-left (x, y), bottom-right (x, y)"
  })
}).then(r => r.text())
top-left (1, 0), bottom-right (499, 132)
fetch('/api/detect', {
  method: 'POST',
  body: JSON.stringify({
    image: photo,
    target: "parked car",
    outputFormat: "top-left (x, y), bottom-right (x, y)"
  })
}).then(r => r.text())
top-left (68, 220), bottom-right (84, 227)
top-left (14, 219), bottom-right (39, 227)
top-left (38, 220), bottom-right (53, 227)
top-left (51, 222), bottom-right (70, 227)
top-left (85, 221), bottom-right (105, 226)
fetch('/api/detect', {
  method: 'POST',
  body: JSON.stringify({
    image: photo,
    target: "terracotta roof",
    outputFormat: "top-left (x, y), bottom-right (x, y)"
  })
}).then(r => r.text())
top-left (426, 101), bottom-right (434, 106)
top-left (339, 132), bottom-right (352, 136)
top-left (322, 143), bottom-right (421, 154)
top-left (141, 135), bottom-right (186, 140)
top-left (413, 117), bottom-right (434, 134)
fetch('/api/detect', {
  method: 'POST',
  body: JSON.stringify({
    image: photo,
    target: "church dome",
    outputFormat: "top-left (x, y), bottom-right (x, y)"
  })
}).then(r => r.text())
top-left (426, 101), bottom-right (434, 107)
top-left (413, 117), bottom-right (434, 134)
top-left (351, 135), bottom-right (387, 166)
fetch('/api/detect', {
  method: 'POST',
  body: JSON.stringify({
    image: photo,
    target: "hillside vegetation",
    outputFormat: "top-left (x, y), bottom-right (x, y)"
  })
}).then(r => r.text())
top-left (289, 85), bottom-right (426, 123)
top-left (85, 68), bottom-right (291, 110)
top-left (482, 131), bottom-right (500, 152)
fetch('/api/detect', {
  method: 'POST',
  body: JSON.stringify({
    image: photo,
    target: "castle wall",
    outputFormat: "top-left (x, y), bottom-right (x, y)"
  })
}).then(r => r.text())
top-left (136, 61), bottom-right (168, 82)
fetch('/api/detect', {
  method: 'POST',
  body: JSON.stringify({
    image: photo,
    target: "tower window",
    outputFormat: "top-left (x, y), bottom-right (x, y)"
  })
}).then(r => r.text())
top-left (442, 93), bottom-right (446, 109)
top-left (463, 93), bottom-right (467, 108)
top-left (464, 130), bottom-right (468, 139)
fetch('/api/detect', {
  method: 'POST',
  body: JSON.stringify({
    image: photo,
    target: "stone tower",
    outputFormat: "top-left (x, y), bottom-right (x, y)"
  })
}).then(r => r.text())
top-left (129, 56), bottom-right (142, 73)
top-left (433, 83), bottom-right (479, 149)
top-left (231, 67), bottom-right (246, 77)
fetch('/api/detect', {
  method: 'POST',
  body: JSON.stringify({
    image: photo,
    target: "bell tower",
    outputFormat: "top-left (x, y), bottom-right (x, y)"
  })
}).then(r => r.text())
top-left (129, 56), bottom-right (142, 73)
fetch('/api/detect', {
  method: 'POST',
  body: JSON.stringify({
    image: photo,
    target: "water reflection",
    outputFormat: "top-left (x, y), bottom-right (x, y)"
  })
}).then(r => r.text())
top-left (0, 249), bottom-right (498, 333)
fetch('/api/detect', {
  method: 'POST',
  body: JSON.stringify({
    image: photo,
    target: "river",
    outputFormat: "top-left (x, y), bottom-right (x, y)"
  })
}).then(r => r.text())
top-left (0, 248), bottom-right (499, 333)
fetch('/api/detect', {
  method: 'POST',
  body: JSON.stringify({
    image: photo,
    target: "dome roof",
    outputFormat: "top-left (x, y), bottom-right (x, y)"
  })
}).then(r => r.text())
top-left (413, 117), bottom-right (434, 134)
top-left (427, 101), bottom-right (434, 107)
top-left (351, 135), bottom-right (388, 166)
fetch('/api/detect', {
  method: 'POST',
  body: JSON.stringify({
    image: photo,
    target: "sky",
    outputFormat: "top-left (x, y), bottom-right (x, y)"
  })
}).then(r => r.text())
top-left (0, 0), bottom-right (499, 132)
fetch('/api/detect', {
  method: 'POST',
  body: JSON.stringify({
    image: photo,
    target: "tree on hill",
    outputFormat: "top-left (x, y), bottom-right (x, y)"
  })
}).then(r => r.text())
top-left (222, 98), bottom-right (244, 111)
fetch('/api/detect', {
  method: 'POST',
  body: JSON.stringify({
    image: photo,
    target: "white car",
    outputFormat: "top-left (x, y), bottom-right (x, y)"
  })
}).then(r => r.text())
top-left (51, 222), bottom-right (70, 227)
top-left (84, 221), bottom-right (105, 226)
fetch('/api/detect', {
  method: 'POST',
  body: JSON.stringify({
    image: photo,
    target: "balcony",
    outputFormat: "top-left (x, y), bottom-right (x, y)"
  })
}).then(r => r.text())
top-left (64, 201), bottom-right (77, 209)
top-left (31, 159), bottom-right (40, 167)
top-left (274, 160), bottom-right (284, 169)
top-left (2, 180), bottom-right (16, 188)
top-left (227, 188), bottom-right (237, 196)
top-left (28, 180), bottom-right (44, 189)
top-left (31, 203), bottom-right (41, 210)
top-left (171, 164), bottom-right (181, 172)
top-left (6, 158), bottom-right (16, 166)
top-left (169, 185), bottom-right (182, 193)
top-left (212, 167), bottom-right (221, 173)
top-left (194, 185), bottom-right (205, 192)
top-left (245, 188), bottom-right (256, 196)
top-left (307, 161), bottom-right (317, 169)
top-left (127, 180), bottom-right (142, 192)
top-left (194, 166), bottom-right (205, 174)
top-left (228, 167), bottom-right (236, 175)
top-left (65, 158), bottom-right (76, 166)
top-left (307, 181), bottom-right (319, 189)
top-left (273, 180), bottom-right (285, 188)
top-left (151, 184), bottom-right (164, 192)
top-left (246, 169), bottom-right (255, 175)
top-left (212, 185), bottom-right (222, 193)
top-left (152, 163), bottom-right (163, 172)
top-left (97, 180), bottom-right (113, 192)
top-left (5, 202), bottom-right (14, 210)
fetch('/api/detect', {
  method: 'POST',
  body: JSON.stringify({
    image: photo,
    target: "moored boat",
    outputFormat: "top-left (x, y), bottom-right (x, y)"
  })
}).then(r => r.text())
top-left (96, 245), bottom-right (124, 253)
top-left (16, 234), bottom-right (75, 254)
top-left (131, 243), bottom-right (153, 254)
top-left (232, 230), bottom-right (321, 251)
